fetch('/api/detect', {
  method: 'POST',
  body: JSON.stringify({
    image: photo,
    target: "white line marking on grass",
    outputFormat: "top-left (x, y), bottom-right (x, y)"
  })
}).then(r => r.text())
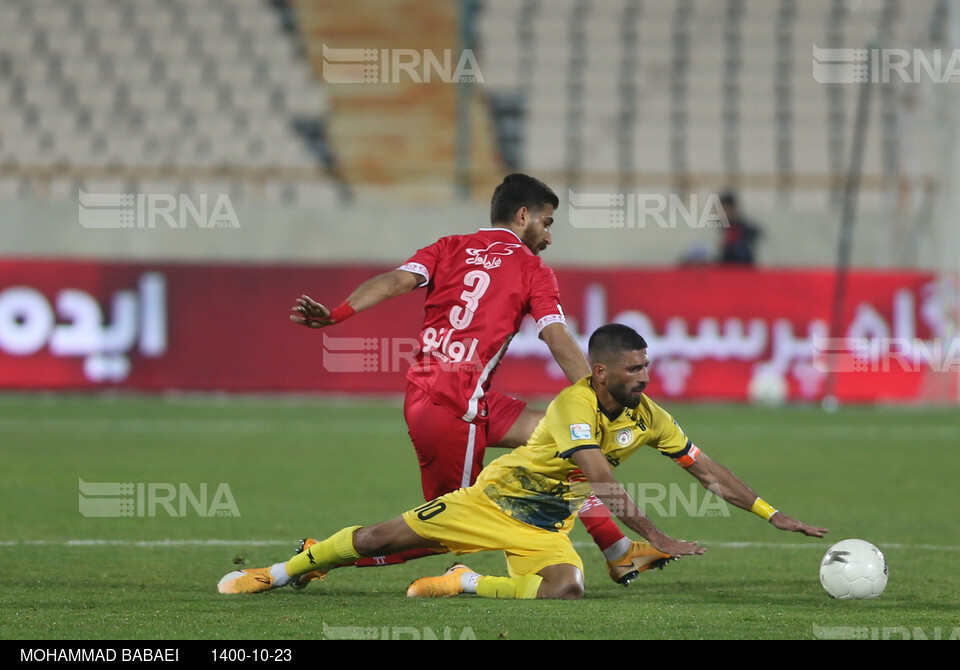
top-left (1, 539), bottom-right (958, 551)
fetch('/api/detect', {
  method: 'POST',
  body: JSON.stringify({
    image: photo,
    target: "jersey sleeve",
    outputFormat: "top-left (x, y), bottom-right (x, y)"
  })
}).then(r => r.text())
top-left (545, 388), bottom-right (600, 460)
top-left (645, 398), bottom-right (693, 457)
top-left (397, 238), bottom-right (446, 288)
top-left (527, 263), bottom-right (566, 333)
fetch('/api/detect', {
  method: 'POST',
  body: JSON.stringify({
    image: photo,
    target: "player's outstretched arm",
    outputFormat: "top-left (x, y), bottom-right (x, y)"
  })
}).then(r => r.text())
top-left (291, 269), bottom-right (424, 329)
top-left (572, 448), bottom-right (705, 558)
top-left (684, 453), bottom-right (829, 538)
top-left (540, 322), bottom-right (591, 383)
top-left (767, 511), bottom-right (829, 537)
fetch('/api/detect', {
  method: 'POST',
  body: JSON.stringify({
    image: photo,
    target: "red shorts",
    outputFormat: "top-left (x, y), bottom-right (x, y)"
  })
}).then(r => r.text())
top-left (403, 382), bottom-right (527, 501)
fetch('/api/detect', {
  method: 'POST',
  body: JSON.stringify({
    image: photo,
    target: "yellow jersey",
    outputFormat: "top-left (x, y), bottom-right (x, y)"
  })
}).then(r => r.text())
top-left (475, 376), bottom-right (692, 532)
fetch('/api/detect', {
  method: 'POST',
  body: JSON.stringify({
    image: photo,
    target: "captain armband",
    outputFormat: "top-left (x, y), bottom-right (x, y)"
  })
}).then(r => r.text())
top-left (664, 441), bottom-right (701, 469)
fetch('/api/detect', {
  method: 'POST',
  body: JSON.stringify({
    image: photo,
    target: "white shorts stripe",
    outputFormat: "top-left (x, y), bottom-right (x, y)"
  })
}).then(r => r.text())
top-left (460, 423), bottom-right (478, 489)
top-left (462, 335), bottom-right (513, 422)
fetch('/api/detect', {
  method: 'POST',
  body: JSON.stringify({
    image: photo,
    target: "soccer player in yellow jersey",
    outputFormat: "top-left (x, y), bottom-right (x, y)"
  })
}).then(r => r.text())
top-left (218, 324), bottom-right (828, 599)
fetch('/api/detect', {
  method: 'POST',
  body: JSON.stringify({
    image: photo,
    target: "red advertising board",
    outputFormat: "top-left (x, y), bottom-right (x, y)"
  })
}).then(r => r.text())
top-left (0, 259), bottom-right (956, 403)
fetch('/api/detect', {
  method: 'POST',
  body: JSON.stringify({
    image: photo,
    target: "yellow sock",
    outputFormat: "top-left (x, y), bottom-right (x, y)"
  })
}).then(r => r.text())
top-left (475, 573), bottom-right (543, 599)
top-left (285, 526), bottom-right (362, 577)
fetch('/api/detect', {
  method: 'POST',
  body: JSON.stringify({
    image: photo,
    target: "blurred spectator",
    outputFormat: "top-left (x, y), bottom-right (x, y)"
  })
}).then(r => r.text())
top-left (677, 241), bottom-right (714, 266)
top-left (718, 191), bottom-right (762, 265)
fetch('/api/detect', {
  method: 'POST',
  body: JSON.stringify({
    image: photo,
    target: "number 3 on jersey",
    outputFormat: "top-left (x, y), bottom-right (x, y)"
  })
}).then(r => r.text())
top-left (448, 270), bottom-right (490, 329)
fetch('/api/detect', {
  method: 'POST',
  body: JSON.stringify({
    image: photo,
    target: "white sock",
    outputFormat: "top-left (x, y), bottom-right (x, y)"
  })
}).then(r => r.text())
top-left (270, 562), bottom-right (292, 587)
top-left (602, 537), bottom-right (632, 561)
top-left (460, 571), bottom-right (481, 594)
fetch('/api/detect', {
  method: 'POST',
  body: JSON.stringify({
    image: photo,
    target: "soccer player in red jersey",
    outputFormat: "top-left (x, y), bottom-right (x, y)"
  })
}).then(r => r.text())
top-left (290, 174), bottom-right (667, 585)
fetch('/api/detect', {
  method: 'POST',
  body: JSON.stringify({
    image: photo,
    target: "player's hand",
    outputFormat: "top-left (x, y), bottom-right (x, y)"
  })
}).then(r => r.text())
top-left (769, 512), bottom-right (829, 538)
top-left (290, 295), bottom-right (333, 328)
top-left (650, 534), bottom-right (706, 558)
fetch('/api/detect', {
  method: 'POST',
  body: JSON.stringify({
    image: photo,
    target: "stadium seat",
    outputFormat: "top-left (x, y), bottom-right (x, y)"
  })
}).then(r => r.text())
top-left (475, 0), bottom-right (944, 203)
top-left (0, 0), bottom-right (334, 203)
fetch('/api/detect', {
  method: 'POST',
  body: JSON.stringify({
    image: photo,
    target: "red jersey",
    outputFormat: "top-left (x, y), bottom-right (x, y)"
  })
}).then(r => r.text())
top-left (398, 227), bottom-right (565, 422)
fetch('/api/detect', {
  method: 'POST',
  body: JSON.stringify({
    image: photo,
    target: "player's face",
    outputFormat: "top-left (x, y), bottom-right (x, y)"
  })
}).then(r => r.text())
top-left (605, 349), bottom-right (651, 410)
top-left (519, 204), bottom-right (554, 255)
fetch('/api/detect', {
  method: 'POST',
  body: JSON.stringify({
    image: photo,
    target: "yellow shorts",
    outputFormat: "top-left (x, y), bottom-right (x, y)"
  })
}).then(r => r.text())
top-left (401, 485), bottom-right (584, 578)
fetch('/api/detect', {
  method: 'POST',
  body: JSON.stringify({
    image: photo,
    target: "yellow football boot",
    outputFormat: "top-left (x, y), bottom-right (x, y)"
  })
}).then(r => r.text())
top-left (406, 563), bottom-right (473, 598)
top-left (607, 541), bottom-right (674, 586)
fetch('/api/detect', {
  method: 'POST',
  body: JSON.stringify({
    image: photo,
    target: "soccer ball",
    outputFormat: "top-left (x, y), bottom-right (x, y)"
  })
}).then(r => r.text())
top-left (747, 371), bottom-right (788, 405)
top-left (819, 539), bottom-right (888, 599)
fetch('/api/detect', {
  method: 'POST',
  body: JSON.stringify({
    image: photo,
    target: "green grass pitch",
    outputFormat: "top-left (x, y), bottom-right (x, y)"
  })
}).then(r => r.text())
top-left (1, 394), bottom-right (958, 640)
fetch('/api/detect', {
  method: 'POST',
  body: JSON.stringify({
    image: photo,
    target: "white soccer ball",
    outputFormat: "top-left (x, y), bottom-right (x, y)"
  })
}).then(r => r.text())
top-left (747, 371), bottom-right (788, 406)
top-left (819, 539), bottom-right (888, 599)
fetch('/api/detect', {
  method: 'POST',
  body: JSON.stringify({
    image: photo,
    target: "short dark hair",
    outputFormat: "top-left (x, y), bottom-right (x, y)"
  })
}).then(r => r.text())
top-left (490, 173), bottom-right (559, 224)
top-left (588, 324), bottom-right (648, 364)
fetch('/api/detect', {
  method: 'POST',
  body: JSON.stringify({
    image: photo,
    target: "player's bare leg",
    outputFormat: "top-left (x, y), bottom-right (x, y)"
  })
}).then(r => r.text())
top-left (352, 516), bottom-right (446, 556)
top-left (217, 517), bottom-right (443, 594)
top-left (531, 564), bottom-right (584, 599)
top-left (486, 406), bottom-right (543, 449)
top-left (294, 518), bottom-right (446, 588)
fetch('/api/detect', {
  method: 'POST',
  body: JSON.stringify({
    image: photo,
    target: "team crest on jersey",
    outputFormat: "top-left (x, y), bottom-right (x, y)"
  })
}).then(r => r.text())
top-left (465, 241), bottom-right (522, 270)
top-left (615, 429), bottom-right (634, 447)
